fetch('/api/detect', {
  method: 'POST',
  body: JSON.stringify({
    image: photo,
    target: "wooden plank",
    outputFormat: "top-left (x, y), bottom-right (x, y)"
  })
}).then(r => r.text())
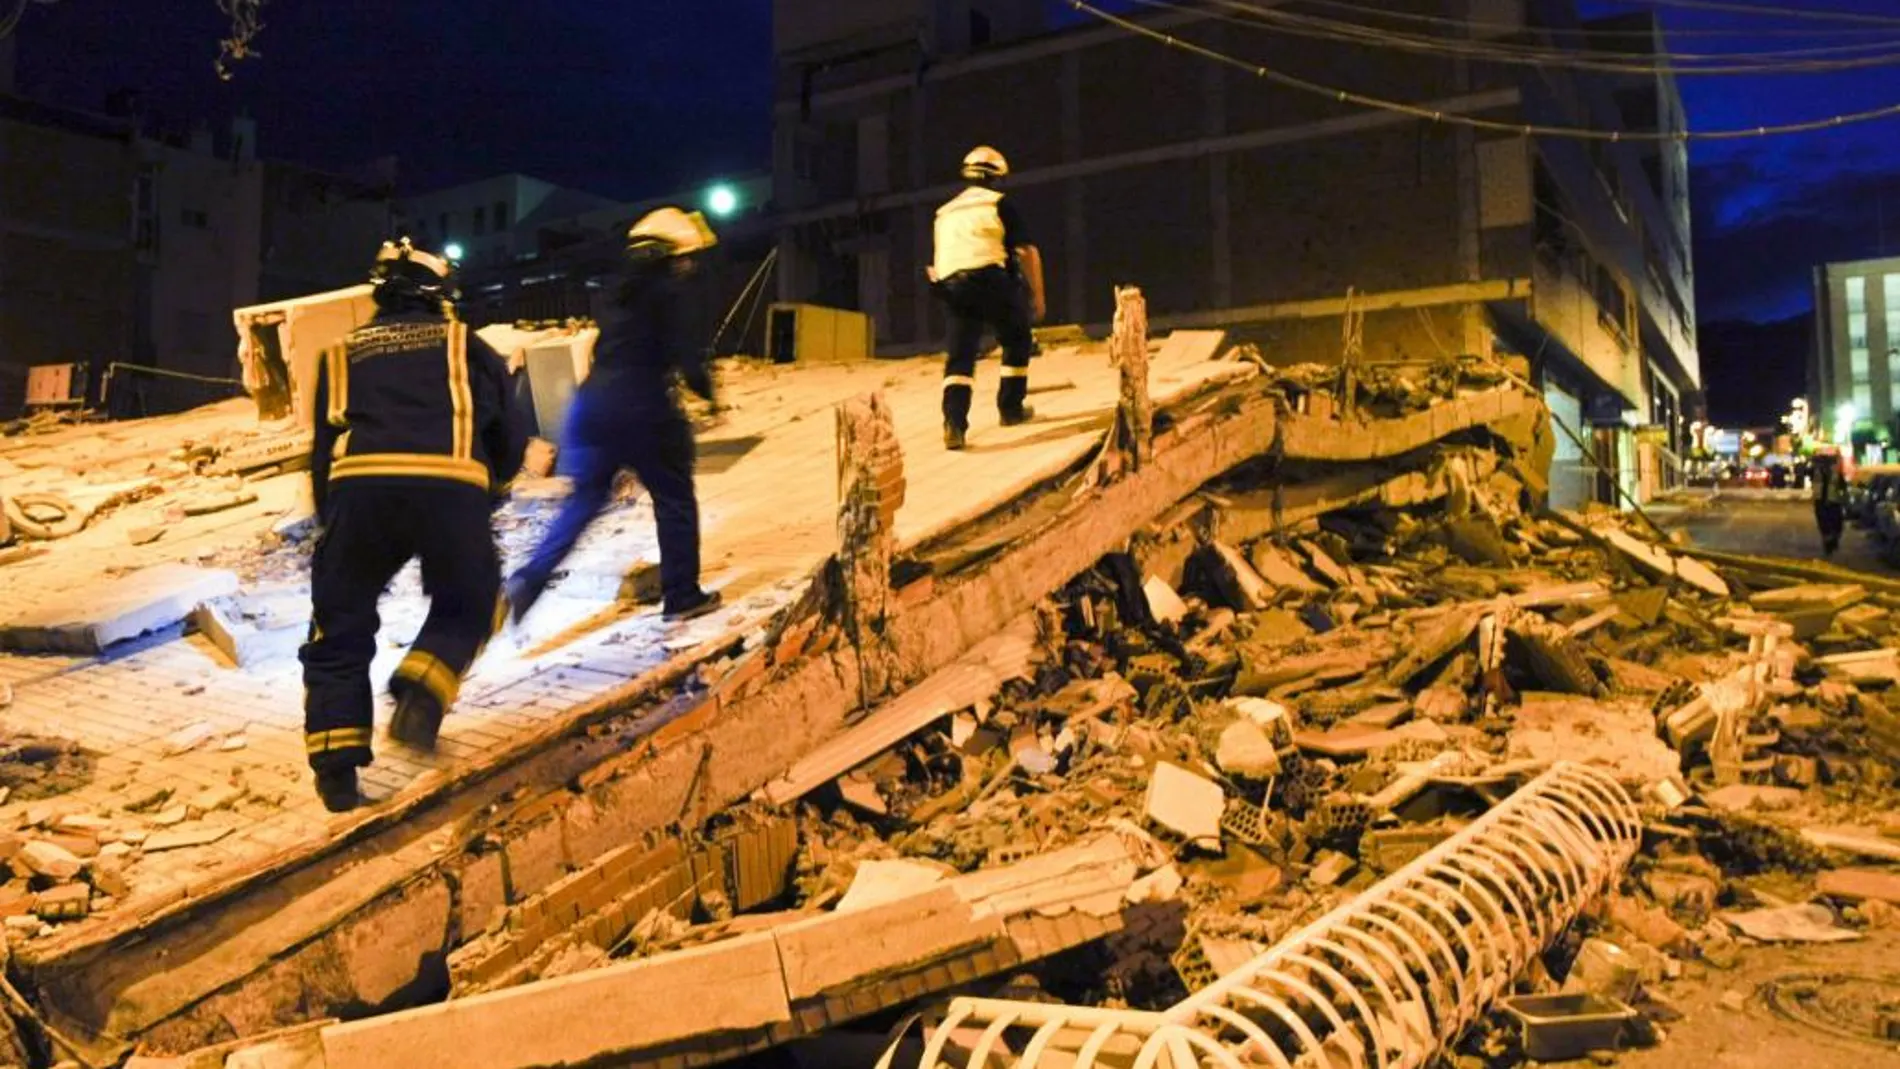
top-left (0, 564), bottom-right (239, 654)
top-left (757, 617), bottom-right (1039, 805)
top-left (318, 931), bottom-right (790, 1069)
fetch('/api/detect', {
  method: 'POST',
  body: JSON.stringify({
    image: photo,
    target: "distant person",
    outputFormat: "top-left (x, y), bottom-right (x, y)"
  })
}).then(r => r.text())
top-left (303, 239), bottom-right (526, 812)
top-left (505, 207), bottom-right (723, 627)
top-left (1813, 450), bottom-right (1848, 556)
top-left (928, 145), bottom-right (1046, 451)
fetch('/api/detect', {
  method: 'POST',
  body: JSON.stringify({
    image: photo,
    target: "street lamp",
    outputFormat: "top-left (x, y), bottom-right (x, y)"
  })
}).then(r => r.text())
top-left (443, 242), bottom-right (465, 263)
top-left (705, 183), bottom-right (740, 219)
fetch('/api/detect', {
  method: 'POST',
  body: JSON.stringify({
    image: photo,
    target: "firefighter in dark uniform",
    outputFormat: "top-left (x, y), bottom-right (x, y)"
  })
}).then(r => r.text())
top-left (302, 239), bottom-right (526, 812)
top-left (504, 207), bottom-right (723, 626)
top-left (929, 145), bottom-right (1046, 451)
top-left (1813, 448), bottom-right (1848, 556)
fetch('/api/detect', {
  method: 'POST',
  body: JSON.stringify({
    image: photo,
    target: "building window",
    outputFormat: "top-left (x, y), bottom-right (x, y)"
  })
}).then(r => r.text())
top-left (1852, 343), bottom-right (1871, 387)
top-left (1847, 275), bottom-right (1867, 314)
top-left (180, 208), bottom-right (210, 229)
top-left (473, 206), bottom-right (486, 236)
top-left (439, 213), bottom-right (450, 237)
top-left (1885, 274), bottom-right (1900, 316)
top-left (1850, 312), bottom-right (1870, 351)
top-left (1857, 383), bottom-right (1875, 417)
top-left (494, 201), bottom-right (509, 230)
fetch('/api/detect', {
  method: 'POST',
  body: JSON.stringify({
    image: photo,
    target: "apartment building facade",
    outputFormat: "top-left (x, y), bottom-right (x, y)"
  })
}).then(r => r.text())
top-left (1811, 255), bottom-right (1900, 453)
top-left (397, 175), bottom-right (622, 271)
top-left (0, 83), bottom-right (390, 417)
top-left (769, 0), bottom-right (1700, 507)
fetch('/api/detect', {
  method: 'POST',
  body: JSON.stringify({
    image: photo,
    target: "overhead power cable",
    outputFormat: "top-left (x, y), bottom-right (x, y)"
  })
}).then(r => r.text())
top-left (1294, 0), bottom-right (1900, 39)
top-left (1632, 0), bottom-right (1900, 29)
top-left (1068, 0), bottom-right (1900, 140)
top-left (1138, 0), bottom-right (1900, 75)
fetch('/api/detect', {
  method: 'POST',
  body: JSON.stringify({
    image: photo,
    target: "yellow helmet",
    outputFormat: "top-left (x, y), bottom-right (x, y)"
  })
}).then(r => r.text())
top-left (961, 145), bottom-right (1008, 182)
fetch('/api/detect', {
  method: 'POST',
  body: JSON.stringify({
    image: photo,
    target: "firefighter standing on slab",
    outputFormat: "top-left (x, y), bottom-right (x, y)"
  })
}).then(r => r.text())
top-left (504, 207), bottom-right (724, 627)
top-left (301, 239), bottom-right (526, 813)
top-left (930, 145), bottom-right (1046, 451)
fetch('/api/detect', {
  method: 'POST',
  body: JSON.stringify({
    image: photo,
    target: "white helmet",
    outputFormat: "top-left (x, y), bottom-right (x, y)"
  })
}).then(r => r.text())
top-left (962, 145), bottom-right (1008, 182)
top-left (626, 206), bottom-right (718, 260)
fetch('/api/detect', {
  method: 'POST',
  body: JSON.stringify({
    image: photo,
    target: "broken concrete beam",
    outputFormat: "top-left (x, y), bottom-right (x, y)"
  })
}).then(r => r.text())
top-left (1294, 720), bottom-right (1447, 759)
top-left (1595, 528), bottom-right (1729, 599)
top-left (757, 617), bottom-right (1039, 806)
top-left (776, 884), bottom-right (1003, 1000)
top-left (1749, 582), bottom-right (1868, 615)
top-left (319, 931), bottom-right (790, 1069)
top-left (1246, 542), bottom-right (1323, 594)
top-left (1197, 542), bottom-right (1272, 612)
top-left (1801, 828), bottom-right (1900, 864)
top-left (1816, 869), bottom-right (1900, 906)
top-left (0, 564), bottom-right (240, 654)
top-left (189, 597), bottom-right (306, 668)
top-left (1385, 606), bottom-right (1481, 687)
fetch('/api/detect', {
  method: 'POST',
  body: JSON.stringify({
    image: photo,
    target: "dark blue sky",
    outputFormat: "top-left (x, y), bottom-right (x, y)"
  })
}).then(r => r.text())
top-left (13, 0), bottom-right (1900, 330)
top-left (13, 2), bottom-right (777, 199)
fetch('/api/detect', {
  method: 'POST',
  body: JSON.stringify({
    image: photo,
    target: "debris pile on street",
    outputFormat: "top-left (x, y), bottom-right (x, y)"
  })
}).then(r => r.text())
top-left (492, 423), bottom-right (1900, 1066)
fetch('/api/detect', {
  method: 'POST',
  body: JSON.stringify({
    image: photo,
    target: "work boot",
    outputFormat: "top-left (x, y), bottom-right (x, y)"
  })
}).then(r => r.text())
top-left (999, 405), bottom-right (1036, 427)
top-left (663, 588), bottom-right (723, 623)
top-left (944, 422), bottom-right (967, 451)
top-left (388, 687), bottom-right (444, 752)
top-left (314, 766), bottom-right (362, 813)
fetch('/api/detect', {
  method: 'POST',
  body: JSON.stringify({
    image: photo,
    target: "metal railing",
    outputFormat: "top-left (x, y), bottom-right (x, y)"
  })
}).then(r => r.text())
top-left (885, 763), bottom-right (1642, 1069)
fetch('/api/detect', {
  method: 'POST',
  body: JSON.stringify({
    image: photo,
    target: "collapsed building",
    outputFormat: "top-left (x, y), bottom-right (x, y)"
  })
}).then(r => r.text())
top-left (0, 287), bottom-right (1894, 1069)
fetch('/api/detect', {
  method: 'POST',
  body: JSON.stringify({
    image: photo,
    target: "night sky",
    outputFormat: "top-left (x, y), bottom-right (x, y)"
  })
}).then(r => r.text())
top-left (15, 0), bottom-right (1900, 422)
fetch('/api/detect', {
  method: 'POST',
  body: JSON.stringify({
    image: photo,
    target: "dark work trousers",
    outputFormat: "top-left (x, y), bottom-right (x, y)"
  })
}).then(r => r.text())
top-left (510, 391), bottom-right (702, 615)
top-left (301, 481), bottom-right (501, 772)
top-left (1816, 500), bottom-right (1845, 555)
top-left (936, 265), bottom-right (1034, 431)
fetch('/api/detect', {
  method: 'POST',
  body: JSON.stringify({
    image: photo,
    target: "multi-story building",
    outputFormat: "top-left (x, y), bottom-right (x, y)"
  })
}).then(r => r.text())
top-left (0, 61), bottom-right (390, 417)
top-left (1811, 255), bottom-right (1900, 453)
top-left (0, 91), bottom-right (139, 415)
top-left (447, 176), bottom-right (776, 357)
top-left (396, 175), bottom-right (621, 271)
top-left (768, 0), bottom-right (1700, 507)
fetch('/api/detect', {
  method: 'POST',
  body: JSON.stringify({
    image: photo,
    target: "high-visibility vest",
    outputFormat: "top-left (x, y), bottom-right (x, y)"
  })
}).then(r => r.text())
top-left (932, 186), bottom-right (1008, 280)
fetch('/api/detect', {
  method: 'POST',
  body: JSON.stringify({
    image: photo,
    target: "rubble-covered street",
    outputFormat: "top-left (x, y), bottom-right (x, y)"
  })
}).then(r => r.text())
top-left (0, 306), bottom-right (1878, 1069)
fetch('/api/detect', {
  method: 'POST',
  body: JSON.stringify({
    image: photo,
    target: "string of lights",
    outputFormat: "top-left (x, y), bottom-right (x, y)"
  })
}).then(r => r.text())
top-left (1068, 0), bottom-right (1900, 140)
top-left (1132, 0), bottom-right (1900, 76)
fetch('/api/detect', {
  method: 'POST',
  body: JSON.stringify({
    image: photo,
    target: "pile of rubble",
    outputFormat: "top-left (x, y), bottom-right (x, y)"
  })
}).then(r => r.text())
top-left (756, 485), bottom-right (1900, 1064)
top-left (295, 449), bottom-right (1900, 1068)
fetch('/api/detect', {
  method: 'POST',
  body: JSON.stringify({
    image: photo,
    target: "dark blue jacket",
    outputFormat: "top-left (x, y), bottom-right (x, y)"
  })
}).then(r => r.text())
top-left (311, 310), bottom-right (526, 512)
top-left (575, 269), bottom-right (714, 430)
